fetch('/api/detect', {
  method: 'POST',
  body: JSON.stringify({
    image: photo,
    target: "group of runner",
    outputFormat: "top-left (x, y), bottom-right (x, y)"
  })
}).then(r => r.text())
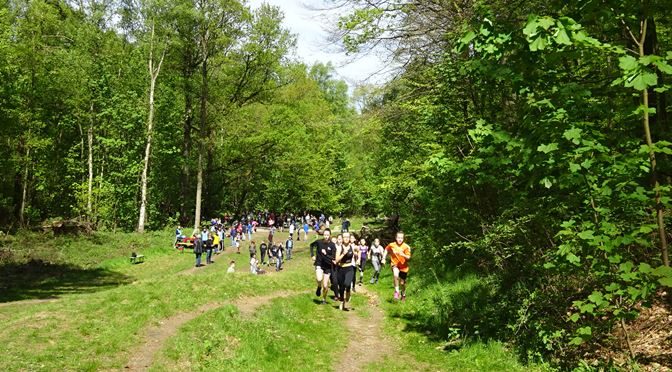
top-left (310, 229), bottom-right (411, 310)
top-left (247, 236), bottom-right (295, 274)
top-left (180, 215), bottom-right (412, 306)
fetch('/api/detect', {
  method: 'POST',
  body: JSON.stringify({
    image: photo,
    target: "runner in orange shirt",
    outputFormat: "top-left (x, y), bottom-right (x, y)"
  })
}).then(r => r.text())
top-left (383, 231), bottom-right (411, 301)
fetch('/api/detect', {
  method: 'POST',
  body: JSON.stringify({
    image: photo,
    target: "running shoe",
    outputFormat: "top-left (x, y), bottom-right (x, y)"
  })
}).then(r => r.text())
top-left (369, 278), bottom-right (375, 284)
top-left (316, 287), bottom-right (321, 297)
top-left (394, 291), bottom-right (400, 300)
top-left (401, 294), bottom-right (406, 302)
top-left (321, 299), bottom-right (327, 305)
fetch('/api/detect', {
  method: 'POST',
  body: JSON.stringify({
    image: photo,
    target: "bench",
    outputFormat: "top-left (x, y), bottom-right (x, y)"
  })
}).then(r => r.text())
top-left (130, 255), bottom-right (145, 264)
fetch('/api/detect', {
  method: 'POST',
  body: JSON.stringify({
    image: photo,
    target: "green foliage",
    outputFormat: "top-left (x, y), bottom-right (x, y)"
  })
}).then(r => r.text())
top-left (0, 0), bottom-right (368, 230)
top-left (337, 0), bottom-right (672, 368)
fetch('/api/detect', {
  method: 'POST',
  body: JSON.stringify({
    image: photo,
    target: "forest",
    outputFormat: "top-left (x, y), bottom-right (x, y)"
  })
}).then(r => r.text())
top-left (2, 0), bottom-right (672, 370)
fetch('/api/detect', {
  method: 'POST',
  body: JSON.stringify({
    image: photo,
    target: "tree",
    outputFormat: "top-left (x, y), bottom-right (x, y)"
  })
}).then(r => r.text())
top-left (137, 19), bottom-right (166, 233)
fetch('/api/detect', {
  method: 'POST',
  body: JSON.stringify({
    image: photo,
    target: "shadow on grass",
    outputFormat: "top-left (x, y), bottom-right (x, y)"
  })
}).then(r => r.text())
top-left (381, 267), bottom-right (510, 350)
top-left (0, 259), bottom-right (132, 303)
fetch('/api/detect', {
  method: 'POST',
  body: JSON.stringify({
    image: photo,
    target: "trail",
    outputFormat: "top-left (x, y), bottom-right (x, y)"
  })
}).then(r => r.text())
top-left (124, 290), bottom-right (301, 371)
top-left (334, 285), bottom-right (434, 372)
top-left (0, 297), bottom-right (58, 308)
top-left (333, 285), bottom-right (395, 372)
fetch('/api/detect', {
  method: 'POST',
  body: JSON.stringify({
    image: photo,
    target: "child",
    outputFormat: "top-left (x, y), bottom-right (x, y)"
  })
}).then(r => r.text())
top-left (227, 260), bottom-right (236, 274)
top-left (249, 240), bottom-right (257, 258)
top-left (250, 254), bottom-right (259, 274)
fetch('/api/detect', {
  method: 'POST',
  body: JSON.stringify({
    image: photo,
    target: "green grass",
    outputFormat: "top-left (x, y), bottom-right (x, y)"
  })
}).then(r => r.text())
top-left (153, 294), bottom-right (349, 371)
top-left (0, 228), bottom-right (544, 371)
top-left (362, 267), bottom-right (549, 371)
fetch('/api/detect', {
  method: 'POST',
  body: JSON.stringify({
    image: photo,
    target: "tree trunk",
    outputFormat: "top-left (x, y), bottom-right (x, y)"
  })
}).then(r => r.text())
top-left (138, 24), bottom-right (165, 233)
top-left (637, 19), bottom-right (669, 266)
top-left (138, 79), bottom-right (155, 233)
top-left (181, 75), bottom-right (193, 225)
top-left (87, 103), bottom-right (94, 222)
top-left (19, 146), bottom-right (30, 227)
top-left (194, 50), bottom-right (208, 231)
top-left (194, 152), bottom-right (203, 231)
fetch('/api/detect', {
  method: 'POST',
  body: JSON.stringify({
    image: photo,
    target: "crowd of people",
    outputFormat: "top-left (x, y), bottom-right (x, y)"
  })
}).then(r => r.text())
top-left (175, 212), bottom-right (412, 305)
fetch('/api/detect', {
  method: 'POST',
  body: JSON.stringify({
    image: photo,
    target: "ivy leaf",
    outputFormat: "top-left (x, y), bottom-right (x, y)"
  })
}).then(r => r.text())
top-left (563, 127), bottom-right (582, 144)
top-left (538, 17), bottom-right (555, 30)
top-left (554, 27), bottom-right (572, 45)
top-left (529, 36), bottom-right (547, 51)
top-left (537, 143), bottom-right (559, 153)
top-left (541, 177), bottom-right (553, 189)
top-left (566, 252), bottom-right (580, 264)
top-left (569, 163), bottom-right (581, 173)
top-left (523, 17), bottom-right (539, 37)
top-left (652, 265), bottom-right (672, 277)
top-left (580, 159), bottom-right (593, 169)
top-left (569, 337), bottom-right (584, 346)
top-left (579, 303), bottom-right (595, 314)
top-left (577, 326), bottom-right (592, 336)
top-left (459, 31), bottom-right (477, 46)
top-left (588, 291), bottom-right (604, 306)
top-left (626, 72), bottom-right (658, 90)
top-left (654, 60), bottom-right (672, 74)
top-left (605, 283), bottom-right (620, 292)
top-left (577, 230), bottom-right (594, 240)
top-left (659, 277), bottom-right (672, 287)
top-left (638, 263), bottom-right (652, 274)
top-left (618, 55), bottom-right (638, 71)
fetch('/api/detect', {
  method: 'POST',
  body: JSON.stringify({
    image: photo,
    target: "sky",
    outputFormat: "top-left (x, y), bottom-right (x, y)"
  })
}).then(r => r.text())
top-left (247, 0), bottom-right (391, 89)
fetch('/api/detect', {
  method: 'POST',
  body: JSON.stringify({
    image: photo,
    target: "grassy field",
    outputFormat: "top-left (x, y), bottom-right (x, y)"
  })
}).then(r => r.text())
top-left (0, 228), bottom-right (541, 371)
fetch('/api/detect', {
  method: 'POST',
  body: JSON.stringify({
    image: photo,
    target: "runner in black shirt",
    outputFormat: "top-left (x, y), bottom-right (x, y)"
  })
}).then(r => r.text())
top-left (310, 228), bottom-right (336, 304)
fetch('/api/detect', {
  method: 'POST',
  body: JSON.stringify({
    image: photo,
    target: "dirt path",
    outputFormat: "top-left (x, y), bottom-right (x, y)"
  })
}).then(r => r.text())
top-left (0, 297), bottom-right (58, 308)
top-left (334, 286), bottom-right (434, 372)
top-left (124, 290), bottom-right (301, 371)
top-left (334, 286), bottom-right (396, 372)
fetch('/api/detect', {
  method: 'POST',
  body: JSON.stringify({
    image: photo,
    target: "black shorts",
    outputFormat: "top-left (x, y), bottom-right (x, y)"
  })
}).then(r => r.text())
top-left (399, 271), bottom-right (408, 280)
top-left (316, 265), bottom-right (332, 275)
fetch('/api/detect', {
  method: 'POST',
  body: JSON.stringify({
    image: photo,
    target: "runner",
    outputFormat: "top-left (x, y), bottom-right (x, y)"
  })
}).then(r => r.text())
top-left (351, 236), bottom-right (360, 293)
top-left (335, 232), bottom-right (356, 311)
top-left (357, 238), bottom-right (368, 285)
top-left (369, 238), bottom-right (384, 284)
top-left (310, 228), bottom-right (336, 304)
top-left (382, 232), bottom-right (411, 301)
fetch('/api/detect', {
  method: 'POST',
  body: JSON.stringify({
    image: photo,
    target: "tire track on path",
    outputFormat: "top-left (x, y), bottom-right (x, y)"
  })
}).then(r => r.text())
top-left (124, 290), bottom-right (301, 371)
